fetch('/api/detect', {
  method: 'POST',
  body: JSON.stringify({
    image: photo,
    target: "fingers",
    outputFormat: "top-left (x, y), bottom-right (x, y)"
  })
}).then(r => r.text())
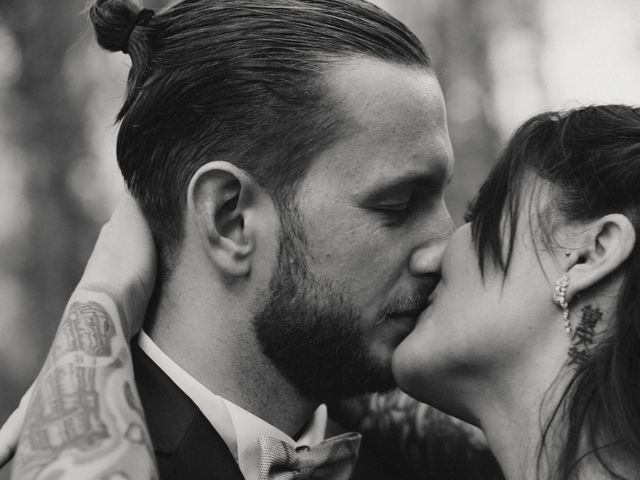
top-left (108, 191), bottom-right (152, 235)
top-left (0, 386), bottom-right (33, 469)
top-left (79, 190), bottom-right (157, 337)
top-left (88, 191), bottom-right (157, 282)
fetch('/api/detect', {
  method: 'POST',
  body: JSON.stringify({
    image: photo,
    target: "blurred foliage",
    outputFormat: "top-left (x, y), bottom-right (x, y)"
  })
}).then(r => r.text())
top-left (331, 390), bottom-right (504, 479)
top-left (0, 0), bottom-right (96, 408)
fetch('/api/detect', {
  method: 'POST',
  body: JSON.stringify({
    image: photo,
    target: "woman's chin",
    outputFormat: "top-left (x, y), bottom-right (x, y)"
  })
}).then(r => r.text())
top-left (391, 334), bottom-right (434, 400)
top-left (392, 349), bottom-right (476, 422)
top-left (392, 326), bottom-right (464, 407)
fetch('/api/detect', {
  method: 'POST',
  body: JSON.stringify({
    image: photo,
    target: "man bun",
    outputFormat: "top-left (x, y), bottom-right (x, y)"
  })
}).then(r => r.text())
top-left (89, 0), bottom-right (146, 54)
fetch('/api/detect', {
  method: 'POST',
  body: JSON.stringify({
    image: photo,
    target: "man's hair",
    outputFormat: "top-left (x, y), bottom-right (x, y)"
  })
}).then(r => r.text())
top-left (89, 0), bottom-right (431, 277)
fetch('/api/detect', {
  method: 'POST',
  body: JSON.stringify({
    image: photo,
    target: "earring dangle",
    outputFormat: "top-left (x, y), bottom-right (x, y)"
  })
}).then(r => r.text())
top-left (553, 274), bottom-right (571, 334)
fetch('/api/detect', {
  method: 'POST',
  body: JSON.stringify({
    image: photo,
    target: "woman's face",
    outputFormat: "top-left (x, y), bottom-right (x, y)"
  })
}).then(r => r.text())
top-left (392, 210), bottom-right (564, 415)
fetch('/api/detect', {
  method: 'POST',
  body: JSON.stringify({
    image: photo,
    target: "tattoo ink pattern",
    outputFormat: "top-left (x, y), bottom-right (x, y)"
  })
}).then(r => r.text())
top-left (124, 382), bottom-right (144, 419)
top-left (17, 303), bottom-right (117, 473)
top-left (11, 300), bottom-right (152, 480)
top-left (103, 473), bottom-right (131, 480)
top-left (24, 365), bottom-right (108, 452)
top-left (568, 305), bottom-right (602, 366)
top-left (52, 302), bottom-right (115, 360)
top-left (124, 424), bottom-right (145, 444)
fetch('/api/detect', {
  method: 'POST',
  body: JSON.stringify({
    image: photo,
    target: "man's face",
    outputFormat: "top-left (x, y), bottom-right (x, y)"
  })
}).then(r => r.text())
top-left (253, 58), bottom-right (454, 401)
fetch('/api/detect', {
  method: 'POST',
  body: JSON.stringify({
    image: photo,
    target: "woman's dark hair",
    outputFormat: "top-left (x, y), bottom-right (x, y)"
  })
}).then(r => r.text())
top-left (89, 0), bottom-right (431, 277)
top-left (467, 105), bottom-right (640, 478)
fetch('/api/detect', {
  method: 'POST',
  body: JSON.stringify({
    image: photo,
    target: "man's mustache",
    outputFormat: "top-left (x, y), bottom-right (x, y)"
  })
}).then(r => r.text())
top-left (379, 281), bottom-right (439, 320)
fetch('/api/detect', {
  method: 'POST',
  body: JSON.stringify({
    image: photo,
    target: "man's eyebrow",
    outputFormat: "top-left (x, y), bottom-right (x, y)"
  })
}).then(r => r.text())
top-left (357, 167), bottom-right (449, 203)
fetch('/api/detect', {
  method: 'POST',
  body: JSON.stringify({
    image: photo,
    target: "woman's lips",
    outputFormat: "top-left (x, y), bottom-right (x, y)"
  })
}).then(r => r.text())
top-left (387, 310), bottom-right (424, 332)
top-left (414, 303), bottom-right (434, 328)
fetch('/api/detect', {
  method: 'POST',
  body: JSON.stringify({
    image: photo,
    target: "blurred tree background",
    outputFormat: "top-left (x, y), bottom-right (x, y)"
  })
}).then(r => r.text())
top-left (0, 0), bottom-right (639, 478)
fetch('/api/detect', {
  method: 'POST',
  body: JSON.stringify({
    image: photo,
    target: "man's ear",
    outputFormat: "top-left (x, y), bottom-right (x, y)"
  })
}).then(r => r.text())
top-left (566, 214), bottom-right (636, 300)
top-left (187, 161), bottom-right (264, 278)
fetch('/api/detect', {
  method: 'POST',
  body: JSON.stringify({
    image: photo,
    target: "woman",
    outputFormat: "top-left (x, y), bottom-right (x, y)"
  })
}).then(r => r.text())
top-left (392, 104), bottom-right (640, 479)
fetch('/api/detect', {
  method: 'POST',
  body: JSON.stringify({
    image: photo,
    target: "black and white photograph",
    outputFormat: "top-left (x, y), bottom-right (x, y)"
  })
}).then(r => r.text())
top-left (1, 1), bottom-right (640, 479)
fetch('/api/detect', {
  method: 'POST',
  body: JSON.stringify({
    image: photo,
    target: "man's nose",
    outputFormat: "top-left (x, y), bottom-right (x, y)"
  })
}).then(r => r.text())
top-left (408, 212), bottom-right (454, 277)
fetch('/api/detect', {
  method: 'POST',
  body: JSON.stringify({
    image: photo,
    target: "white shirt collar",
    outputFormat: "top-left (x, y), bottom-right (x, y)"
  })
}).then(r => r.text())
top-left (137, 331), bottom-right (327, 480)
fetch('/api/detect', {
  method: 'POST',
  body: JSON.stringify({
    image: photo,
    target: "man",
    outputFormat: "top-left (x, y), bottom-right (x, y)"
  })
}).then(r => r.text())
top-left (2, 0), bottom-right (482, 478)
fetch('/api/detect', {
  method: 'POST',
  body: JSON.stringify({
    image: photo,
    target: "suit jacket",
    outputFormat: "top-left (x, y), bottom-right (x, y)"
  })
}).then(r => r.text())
top-left (132, 343), bottom-right (405, 480)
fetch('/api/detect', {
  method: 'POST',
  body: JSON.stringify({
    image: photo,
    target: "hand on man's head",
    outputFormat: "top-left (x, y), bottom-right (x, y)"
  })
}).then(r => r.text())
top-left (0, 194), bottom-right (158, 472)
top-left (79, 192), bottom-right (158, 337)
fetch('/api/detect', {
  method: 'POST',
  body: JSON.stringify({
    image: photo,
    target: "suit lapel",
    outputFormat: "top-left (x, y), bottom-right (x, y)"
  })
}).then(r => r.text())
top-left (132, 342), bottom-right (245, 480)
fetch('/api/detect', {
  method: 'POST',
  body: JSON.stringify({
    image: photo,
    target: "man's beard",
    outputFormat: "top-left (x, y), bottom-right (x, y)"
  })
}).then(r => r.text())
top-left (251, 206), bottom-right (396, 402)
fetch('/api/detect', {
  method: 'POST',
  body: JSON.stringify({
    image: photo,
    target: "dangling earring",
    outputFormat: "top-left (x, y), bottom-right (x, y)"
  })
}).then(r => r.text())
top-left (553, 274), bottom-right (571, 334)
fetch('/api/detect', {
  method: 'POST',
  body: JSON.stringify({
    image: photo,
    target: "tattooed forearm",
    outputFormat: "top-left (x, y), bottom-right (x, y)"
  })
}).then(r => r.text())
top-left (332, 390), bottom-right (504, 480)
top-left (11, 293), bottom-right (157, 480)
top-left (51, 302), bottom-right (116, 359)
top-left (21, 364), bottom-right (108, 451)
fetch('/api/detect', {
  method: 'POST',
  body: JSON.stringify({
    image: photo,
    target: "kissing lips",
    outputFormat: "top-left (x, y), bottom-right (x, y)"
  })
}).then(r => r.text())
top-left (385, 310), bottom-right (424, 333)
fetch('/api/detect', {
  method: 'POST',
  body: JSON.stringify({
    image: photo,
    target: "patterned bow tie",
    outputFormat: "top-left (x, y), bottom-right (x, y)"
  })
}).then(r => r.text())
top-left (257, 432), bottom-right (362, 480)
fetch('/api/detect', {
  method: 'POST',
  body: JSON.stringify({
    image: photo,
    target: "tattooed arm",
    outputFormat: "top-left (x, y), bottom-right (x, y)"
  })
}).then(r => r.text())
top-left (332, 390), bottom-right (504, 480)
top-left (7, 195), bottom-right (158, 480)
top-left (11, 294), bottom-right (156, 480)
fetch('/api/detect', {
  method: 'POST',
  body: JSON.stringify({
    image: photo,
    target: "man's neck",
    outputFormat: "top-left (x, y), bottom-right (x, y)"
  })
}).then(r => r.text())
top-left (145, 293), bottom-right (318, 438)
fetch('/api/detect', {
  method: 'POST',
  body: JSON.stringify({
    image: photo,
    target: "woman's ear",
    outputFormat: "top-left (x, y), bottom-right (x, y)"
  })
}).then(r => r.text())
top-left (566, 214), bottom-right (636, 300)
top-left (187, 161), bottom-right (262, 277)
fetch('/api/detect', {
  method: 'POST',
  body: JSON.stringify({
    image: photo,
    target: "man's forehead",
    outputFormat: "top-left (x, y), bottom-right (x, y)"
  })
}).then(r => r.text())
top-left (325, 56), bottom-right (446, 132)
top-left (300, 56), bottom-right (453, 197)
